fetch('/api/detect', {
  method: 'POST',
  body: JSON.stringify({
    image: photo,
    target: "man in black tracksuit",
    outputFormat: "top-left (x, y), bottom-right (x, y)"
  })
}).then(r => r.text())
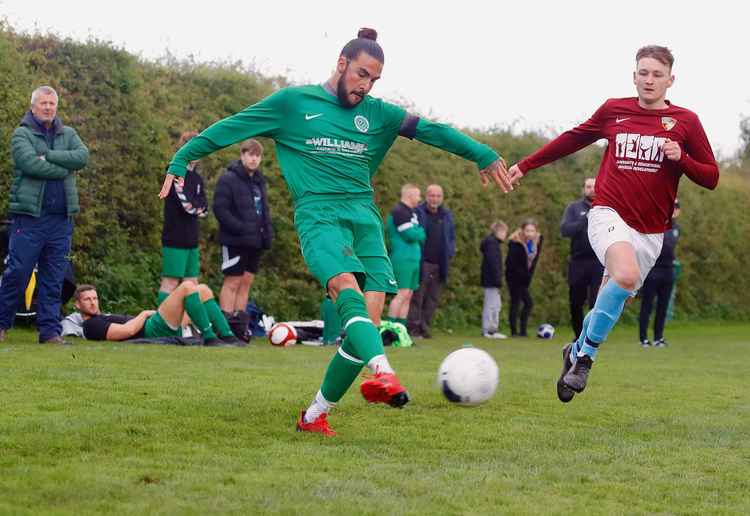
top-left (213, 139), bottom-right (273, 330)
top-left (560, 177), bottom-right (603, 340)
top-left (638, 200), bottom-right (681, 347)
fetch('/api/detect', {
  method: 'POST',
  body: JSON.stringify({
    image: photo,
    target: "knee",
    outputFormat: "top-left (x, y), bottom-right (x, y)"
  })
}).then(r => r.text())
top-left (178, 281), bottom-right (198, 295)
top-left (327, 273), bottom-right (360, 300)
top-left (197, 283), bottom-right (213, 297)
top-left (160, 277), bottom-right (179, 292)
top-left (610, 269), bottom-right (639, 291)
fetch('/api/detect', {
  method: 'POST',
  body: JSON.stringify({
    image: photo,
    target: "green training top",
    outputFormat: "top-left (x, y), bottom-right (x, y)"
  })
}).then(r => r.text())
top-left (168, 84), bottom-right (499, 203)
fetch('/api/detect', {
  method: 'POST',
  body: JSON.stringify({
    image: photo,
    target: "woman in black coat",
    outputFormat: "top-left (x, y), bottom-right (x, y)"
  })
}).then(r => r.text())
top-left (505, 219), bottom-right (543, 337)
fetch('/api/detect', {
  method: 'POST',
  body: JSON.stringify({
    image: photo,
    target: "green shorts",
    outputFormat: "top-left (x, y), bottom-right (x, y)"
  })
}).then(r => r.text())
top-left (162, 246), bottom-right (200, 279)
top-left (143, 311), bottom-right (181, 338)
top-left (295, 194), bottom-right (397, 294)
top-left (392, 259), bottom-right (421, 291)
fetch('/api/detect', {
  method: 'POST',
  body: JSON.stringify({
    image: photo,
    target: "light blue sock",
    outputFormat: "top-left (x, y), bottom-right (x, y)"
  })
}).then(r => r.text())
top-left (580, 280), bottom-right (633, 361)
top-left (570, 311), bottom-right (593, 361)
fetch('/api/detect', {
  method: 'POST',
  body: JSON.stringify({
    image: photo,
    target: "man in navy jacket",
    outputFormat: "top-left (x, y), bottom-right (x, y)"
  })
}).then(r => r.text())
top-left (407, 184), bottom-right (455, 338)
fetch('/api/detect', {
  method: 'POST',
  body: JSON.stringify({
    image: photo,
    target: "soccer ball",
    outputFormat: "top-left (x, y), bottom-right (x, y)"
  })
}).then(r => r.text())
top-left (537, 323), bottom-right (555, 339)
top-left (437, 347), bottom-right (499, 406)
top-left (268, 323), bottom-right (297, 347)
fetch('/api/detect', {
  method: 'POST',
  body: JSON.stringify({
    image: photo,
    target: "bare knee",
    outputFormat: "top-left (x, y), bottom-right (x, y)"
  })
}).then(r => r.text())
top-left (177, 281), bottom-right (198, 295)
top-left (160, 277), bottom-right (179, 292)
top-left (610, 269), bottom-right (639, 291)
top-left (327, 273), bottom-right (361, 301)
top-left (197, 283), bottom-right (214, 300)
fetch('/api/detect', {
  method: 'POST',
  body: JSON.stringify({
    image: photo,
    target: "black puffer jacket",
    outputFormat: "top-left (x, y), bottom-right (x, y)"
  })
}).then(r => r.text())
top-left (213, 161), bottom-right (273, 248)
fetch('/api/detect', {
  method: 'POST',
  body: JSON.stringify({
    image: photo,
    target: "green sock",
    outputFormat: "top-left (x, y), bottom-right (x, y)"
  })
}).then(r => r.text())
top-left (336, 289), bottom-right (383, 364)
top-left (184, 292), bottom-right (217, 340)
top-left (203, 298), bottom-right (233, 337)
top-left (320, 337), bottom-right (364, 403)
top-left (157, 290), bottom-right (169, 306)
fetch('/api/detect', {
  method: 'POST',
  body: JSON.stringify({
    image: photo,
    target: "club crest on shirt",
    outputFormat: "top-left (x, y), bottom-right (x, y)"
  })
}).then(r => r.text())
top-left (354, 115), bottom-right (370, 133)
top-left (661, 117), bottom-right (677, 131)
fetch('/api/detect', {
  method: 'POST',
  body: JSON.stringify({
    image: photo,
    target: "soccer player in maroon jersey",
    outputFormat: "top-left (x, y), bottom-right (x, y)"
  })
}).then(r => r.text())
top-left (507, 46), bottom-right (719, 402)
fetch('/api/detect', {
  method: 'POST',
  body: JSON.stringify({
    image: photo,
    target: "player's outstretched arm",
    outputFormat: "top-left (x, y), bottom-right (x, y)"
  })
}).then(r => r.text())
top-left (406, 117), bottom-right (511, 192)
top-left (160, 89), bottom-right (288, 198)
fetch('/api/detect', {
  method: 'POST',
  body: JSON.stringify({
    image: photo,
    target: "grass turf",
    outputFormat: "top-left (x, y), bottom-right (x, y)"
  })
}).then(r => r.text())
top-left (0, 322), bottom-right (748, 515)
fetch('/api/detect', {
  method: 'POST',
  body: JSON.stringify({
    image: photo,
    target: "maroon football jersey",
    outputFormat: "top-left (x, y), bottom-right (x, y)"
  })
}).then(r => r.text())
top-left (518, 97), bottom-right (719, 233)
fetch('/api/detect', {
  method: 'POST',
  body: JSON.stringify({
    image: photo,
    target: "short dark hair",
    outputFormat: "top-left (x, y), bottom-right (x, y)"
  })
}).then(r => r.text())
top-left (636, 45), bottom-right (674, 70)
top-left (74, 284), bottom-right (96, 302)
top-left (340, 28), bottom-right (384, 63)
top-left (240, 138), bottom-right (263, 156)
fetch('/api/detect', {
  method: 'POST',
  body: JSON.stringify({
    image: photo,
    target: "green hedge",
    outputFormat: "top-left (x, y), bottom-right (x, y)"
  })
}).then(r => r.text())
top-left (1, 24), bottom-right (748, 327)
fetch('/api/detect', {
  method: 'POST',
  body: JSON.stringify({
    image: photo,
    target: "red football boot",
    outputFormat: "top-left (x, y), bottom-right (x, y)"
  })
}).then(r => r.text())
top-left (360, 373), bottom-right (411, 408)
top-left (296, 411), bottom-right (336, 436)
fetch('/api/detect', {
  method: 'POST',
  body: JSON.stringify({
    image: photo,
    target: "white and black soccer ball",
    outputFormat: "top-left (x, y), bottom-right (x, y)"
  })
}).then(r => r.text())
top-left (437, 347), bottom-right (499, 406)
top-left (537, 323), bottom-right (555, 339)
top-left (268, 323), bottom-right (297, 347)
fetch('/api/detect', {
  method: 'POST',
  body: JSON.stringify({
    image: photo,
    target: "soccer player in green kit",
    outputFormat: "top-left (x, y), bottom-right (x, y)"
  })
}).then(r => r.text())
top-left (160, 28), bottom-right (513, 436)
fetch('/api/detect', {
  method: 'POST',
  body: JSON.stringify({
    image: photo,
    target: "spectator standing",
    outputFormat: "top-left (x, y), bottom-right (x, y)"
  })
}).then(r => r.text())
top-left (561, 177), bottom-right (604, 340)
top-left (158, 131), bottom-right (208, 305)
top-left (213, 139), bottom-right (273, 324)
top-left (505, 219), bottom-right (543, 337)
top-left (480, 221), bottom-right (509, 339)
top-left (639, 199), bottom-right (681, 348)
top-left (386, 184), bottom-right (425, 329)
top-left (0, 86), bottom-right (88, 344)
top-left (407, 184), bottom-right (455, 339)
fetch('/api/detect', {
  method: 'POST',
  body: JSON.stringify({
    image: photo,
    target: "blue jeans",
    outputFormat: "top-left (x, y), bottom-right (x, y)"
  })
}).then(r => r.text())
top-left (0, 214), bottom-right (73, 339)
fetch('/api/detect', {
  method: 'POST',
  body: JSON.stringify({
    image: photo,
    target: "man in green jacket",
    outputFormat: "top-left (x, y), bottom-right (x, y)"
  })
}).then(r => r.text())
top-left (0, 86), bottom-right (88, 344)
top-left (385, 183), bottom-right (425, 329)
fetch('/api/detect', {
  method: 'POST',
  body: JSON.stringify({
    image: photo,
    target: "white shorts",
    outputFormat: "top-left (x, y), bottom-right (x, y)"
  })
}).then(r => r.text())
top-left (587, 207), bottom-right (663, 290)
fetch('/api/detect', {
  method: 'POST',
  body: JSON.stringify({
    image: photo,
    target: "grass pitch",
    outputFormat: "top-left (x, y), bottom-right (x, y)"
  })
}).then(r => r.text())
top-left (1, 323), bottom-right (748, 515)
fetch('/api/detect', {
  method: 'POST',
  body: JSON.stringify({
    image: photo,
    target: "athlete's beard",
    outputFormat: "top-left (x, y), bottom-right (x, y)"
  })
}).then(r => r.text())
top-left (336, 69), bottom-right (363, 109)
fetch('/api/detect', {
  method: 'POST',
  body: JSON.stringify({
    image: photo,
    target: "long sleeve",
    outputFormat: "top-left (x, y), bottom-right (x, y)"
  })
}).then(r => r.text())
top-left (168, 89), bottom-right (287, 177)
top-left (678, 113), bottom-right (719, 190)
top-left (560, 202), bottom-right (586, 238)
top-left (412, 118), bottom-right (499, 169)
top-left (212, 176), bottom-right (245, 235)
top-left (44, 128), bottom-right (89, 170)
top-left (517, 103), bottom-right (607, 174)
top-left (11, 129), bottom-right (70, 179)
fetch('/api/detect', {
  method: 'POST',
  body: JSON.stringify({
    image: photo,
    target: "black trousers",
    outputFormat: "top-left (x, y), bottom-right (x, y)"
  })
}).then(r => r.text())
top-left (568, 259), bottom-right (604, 338)
top-left (508, 284), bottom-right (533, 336)
top-left (407, 262), bottom-right (443, 335)
top-left (639, 267), bottom-right (675, 342)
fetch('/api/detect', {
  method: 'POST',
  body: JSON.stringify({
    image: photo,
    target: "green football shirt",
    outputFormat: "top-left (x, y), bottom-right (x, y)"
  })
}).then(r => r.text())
top-left (168, 84), bottom-right (499, 202)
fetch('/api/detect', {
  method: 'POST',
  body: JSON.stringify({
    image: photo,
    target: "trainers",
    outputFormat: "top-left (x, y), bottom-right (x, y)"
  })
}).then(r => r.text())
top-left (556, 343), bottom-right (575, 403)
top-left (563, 354), bottom-right (593, 393)
top-left (360, 372), bottom-right (411, 408)
top-left (296, 411), bottom-right (336, 436)
top-left (39, 335), bottom-right (69, 345)
top-left (640, 339), bottom-right (652, 348)
top-left (483, 332), bottom-right (508, 339)
top-left (653, 338), bottom-right (668, 348)
top-left (220, 334), bottom-right (247, 346)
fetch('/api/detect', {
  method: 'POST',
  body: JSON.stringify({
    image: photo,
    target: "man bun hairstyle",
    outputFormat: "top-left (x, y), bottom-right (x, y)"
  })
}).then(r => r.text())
top-left (341, 27), bottom-right (384, 63)
top-left (636, 45), bottom-right (674, 70)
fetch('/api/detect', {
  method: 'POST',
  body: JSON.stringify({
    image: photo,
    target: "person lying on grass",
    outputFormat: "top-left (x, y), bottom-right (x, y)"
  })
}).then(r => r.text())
top-left (73, 283), bottom-right (241, 345)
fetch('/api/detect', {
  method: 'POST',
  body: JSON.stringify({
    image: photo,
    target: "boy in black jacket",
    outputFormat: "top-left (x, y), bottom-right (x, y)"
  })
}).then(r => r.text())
top-left (505, 219), bottom-right (543, 337)
top-left (214, 139), bottom-right (273, 322)
top-left (159, 131), bottom-right (208, 306)
top-left (480, 221), bottom-right (508, 338)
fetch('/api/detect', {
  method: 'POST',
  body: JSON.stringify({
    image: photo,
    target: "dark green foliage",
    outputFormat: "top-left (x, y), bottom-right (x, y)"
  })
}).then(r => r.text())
top-left (0, 25), bottom-right (748, 323)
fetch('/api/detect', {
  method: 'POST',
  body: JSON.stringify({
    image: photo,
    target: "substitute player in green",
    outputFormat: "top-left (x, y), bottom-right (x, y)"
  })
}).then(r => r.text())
top-left (160, 28), bottom-right (513, 436)
top-left (385, 184), bottom-right (425, 329)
